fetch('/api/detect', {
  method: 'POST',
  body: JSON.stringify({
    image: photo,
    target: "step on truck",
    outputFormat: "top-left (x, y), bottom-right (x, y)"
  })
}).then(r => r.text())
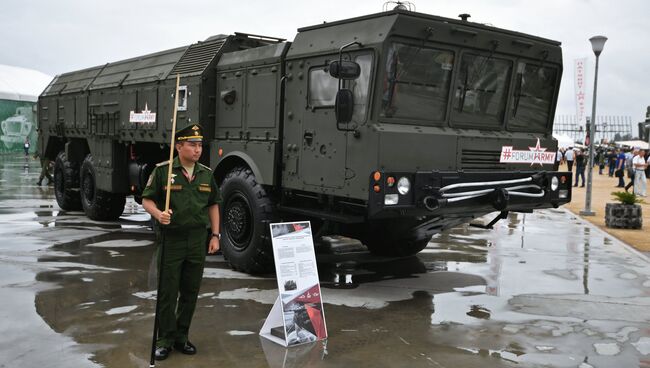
top-left (39, 8), bottom-right (572, 273)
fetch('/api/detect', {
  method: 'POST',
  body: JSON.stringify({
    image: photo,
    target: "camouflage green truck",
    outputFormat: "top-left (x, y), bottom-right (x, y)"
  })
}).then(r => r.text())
top-left (39, 9), bottom-right (572, 273)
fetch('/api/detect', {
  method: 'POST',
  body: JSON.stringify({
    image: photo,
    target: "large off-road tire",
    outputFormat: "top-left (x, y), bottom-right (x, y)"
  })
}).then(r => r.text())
top-left (54, 151), bottom-right (82, 211)
top-left (220, 167), bottom-right (275, 274)
top-left (80, 154), bottom-right (126, 221)
top-left (356, 221), bottom-right (431, 257)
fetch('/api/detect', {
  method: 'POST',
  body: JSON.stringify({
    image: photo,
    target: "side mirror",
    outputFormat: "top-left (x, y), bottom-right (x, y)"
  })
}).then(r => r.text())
top-left (329, 61), bottom-right (361, 80)
top-left (335, 89), bottom-right (354, 124)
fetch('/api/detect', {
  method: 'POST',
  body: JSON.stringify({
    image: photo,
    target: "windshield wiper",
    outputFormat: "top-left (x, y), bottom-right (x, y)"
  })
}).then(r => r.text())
top-left (512, 72), bottom-right (523, 117)
top-left (458, 67), bottom-right (468, 112)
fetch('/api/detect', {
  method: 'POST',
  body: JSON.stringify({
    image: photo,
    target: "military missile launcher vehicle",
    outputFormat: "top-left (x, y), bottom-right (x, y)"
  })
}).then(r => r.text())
top-left (39, 8), bottom-right (572, 273)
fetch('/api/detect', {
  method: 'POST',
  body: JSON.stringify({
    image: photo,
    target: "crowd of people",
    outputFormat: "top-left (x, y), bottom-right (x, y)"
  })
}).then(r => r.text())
top-left (556, 145), bottom-right (648, 197)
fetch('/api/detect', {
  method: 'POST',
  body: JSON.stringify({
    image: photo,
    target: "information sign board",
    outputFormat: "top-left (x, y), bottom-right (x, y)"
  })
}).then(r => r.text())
top-left (260, 221), bottom-right (328, 347)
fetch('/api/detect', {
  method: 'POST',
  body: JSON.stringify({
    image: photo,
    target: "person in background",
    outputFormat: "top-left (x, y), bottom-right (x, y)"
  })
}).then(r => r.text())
top-left (632, 149), bottom-right (647, 197)
top-left (597, 148), bottom-right (605, 175)
top-left (574, 149), bottom-right (585, 187)
top-left (34, 152), bottom-right (53, 186)
top-left (615, 148), bottom-right (626, 188)
top-left (555, 148), bottom-right (563, 171)
top-left (624, 148), bottom-right (638, 192)
top-left (607, 149), bottom-right (617, 177)
top-left (565, 147), bottom-right (575, 172)
top-left (24, 138), bottom-right (30, 156)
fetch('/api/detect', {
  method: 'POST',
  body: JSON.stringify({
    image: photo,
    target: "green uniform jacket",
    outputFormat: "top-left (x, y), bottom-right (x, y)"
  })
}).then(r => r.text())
top-left (142, 157), bottom-right (221, 228)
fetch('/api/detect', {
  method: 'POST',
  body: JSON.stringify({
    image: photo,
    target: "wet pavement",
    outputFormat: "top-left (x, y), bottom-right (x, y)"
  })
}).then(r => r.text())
top-left (1, 153), bottom-right (650, 368)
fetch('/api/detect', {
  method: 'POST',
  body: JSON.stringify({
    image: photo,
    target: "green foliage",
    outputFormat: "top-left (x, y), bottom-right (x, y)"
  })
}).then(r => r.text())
top-left (611, 191), bottom-right (644, 205)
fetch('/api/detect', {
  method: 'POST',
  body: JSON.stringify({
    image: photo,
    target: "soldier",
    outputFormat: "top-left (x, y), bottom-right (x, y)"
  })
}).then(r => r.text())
top-left (141, 124), bottom-right (221, 361)
top-left (34, 153), bottom-right (53, 186)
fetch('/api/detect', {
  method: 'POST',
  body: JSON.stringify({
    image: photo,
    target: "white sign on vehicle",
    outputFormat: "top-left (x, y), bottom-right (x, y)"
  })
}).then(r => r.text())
top-left (500, 139), bottom-right (556, 166)
top-left (129, 103), bottom-right (156, 123)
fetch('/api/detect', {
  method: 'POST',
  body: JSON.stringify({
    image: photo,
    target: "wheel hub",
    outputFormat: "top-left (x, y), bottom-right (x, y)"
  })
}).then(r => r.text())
top-left (225, 193), bottom-right (253, 249)
top-left (226, 202), bottom-right (246, 233)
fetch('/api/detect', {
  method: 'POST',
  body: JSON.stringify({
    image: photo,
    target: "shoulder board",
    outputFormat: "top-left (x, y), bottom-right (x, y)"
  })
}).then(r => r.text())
top-left (156, 160), bottom-right (171, 167)
top-left (198, 163), bottom-right (212, 171)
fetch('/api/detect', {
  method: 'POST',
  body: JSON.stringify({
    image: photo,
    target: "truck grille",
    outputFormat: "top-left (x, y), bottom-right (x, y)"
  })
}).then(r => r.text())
top-left (170, 39), bottom-right (226, 76)
top-left (461, 149), bottom-right (506, 170)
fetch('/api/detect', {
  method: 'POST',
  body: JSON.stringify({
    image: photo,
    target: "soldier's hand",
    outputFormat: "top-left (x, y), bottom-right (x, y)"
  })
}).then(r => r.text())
top-left (159, 209), bottom-right (172, 225)
top-left (208, 237), bottom-right (220, 254)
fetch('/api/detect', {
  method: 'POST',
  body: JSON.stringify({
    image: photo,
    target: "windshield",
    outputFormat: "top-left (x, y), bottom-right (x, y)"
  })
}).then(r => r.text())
top-left (381, 43), bottom-right (454, 122)
top-left (452, 53), bottom-right (512, 127)
top-left (509, 62), bottom-right (558, 131)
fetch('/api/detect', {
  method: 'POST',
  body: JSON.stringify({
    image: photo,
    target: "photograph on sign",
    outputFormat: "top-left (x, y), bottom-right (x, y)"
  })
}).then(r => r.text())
top-left (261, 221), bottom-right (328, 347)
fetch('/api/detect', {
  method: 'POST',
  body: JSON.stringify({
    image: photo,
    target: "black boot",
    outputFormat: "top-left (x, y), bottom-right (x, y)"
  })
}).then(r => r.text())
top-left (36, 180), bottom-right (42, 186)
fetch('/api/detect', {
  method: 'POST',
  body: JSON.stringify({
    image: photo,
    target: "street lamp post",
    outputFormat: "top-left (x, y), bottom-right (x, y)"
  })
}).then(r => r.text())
top-left (580, 35), bottom-right (607, 216)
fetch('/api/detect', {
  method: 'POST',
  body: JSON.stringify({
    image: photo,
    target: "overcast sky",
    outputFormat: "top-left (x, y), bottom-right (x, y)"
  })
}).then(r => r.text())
top-left (1, 0), bottom-right (648, 121)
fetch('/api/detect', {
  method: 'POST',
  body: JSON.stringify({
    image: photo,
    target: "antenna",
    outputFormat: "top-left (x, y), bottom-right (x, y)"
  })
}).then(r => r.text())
top-left (383, 1), bottom-right (415, 12)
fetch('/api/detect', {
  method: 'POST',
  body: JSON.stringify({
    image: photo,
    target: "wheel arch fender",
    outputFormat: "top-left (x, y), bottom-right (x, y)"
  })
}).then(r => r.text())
top-left (214, 151), bottom-right (266, 185)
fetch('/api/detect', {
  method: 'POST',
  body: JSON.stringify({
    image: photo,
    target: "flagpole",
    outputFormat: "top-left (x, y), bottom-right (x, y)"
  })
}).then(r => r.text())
top-left (149, 74), bottom-right (181, 367)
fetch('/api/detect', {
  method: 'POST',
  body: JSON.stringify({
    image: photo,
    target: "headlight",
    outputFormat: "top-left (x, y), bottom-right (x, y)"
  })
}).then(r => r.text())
top-left (551, 176), bottom-right (559, 191)
top-left (397, 177), bottom-right (410, 195)
top-left (384, 194), bottom-right (399, 205)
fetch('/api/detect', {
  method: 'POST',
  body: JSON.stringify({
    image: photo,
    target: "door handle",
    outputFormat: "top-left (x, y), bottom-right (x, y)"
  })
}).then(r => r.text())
top-left (303, 131), bottom-right (313, 145)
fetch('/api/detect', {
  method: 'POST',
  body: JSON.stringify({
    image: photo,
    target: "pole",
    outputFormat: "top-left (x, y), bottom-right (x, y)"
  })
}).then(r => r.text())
top-left (150, 74), bottom-right (182, 367)
top-left (580, 55), bottom-right (599, 216)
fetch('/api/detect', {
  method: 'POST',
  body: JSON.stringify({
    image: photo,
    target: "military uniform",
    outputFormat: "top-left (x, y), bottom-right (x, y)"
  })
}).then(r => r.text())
top-left (142, 125), bottom-right (221, 351)
top-left (36, 154), bottom-right (53, 186)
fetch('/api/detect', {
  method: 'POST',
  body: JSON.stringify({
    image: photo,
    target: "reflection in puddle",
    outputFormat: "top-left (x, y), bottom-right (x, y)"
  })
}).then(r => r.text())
top-left (466, 305), bottom-right (491, 320)
top-left (261, 338), bottom-right (326, 368)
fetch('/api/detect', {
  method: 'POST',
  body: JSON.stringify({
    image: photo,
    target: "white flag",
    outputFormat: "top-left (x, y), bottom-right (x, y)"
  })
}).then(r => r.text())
top-left (574, 58), bottom-right (588, 131)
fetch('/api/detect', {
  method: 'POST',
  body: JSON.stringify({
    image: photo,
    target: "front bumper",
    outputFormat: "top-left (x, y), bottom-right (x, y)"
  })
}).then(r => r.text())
top-left (368, 170), bottom-right (572, 219)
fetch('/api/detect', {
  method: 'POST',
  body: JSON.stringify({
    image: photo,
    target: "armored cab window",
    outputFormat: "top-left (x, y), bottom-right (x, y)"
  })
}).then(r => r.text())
top-left (452, 54), bottom-right (512, 128)
top-left (351, 54), bottom-right (372, 122)
top-left (308, 69), bottom-right (338, 106)
top-left (380, 43), bottom-right (454, 123)
top-left (308, 54), bottom-right (373, 122)
top-left (177, 85), bottom-right (188, 111)
top-left (509, 62), bottom-right (558, 132)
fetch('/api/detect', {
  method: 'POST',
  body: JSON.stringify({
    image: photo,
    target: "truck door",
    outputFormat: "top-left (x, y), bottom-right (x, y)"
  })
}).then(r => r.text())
top-left (295, 56), bottom-right (348, 189)
top-left (283, 53), bottom-right (373, 191)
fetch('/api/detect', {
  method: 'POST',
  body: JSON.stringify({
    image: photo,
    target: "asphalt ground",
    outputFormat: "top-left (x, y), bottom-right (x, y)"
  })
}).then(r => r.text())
top-left (1, 154), bottom-right (650, 368)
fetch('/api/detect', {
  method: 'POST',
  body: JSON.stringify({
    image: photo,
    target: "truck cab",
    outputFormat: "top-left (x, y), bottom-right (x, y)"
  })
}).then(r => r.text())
top-left (212, 10), bottom-right (570, 272)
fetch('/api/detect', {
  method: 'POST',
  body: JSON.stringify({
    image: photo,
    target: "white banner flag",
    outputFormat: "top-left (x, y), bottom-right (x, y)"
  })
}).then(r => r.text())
top-left (574, 58), bottom-right (588, 131)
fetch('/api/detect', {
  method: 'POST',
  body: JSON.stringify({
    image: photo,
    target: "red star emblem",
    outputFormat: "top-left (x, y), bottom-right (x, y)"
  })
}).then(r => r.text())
top-left (527, 138), bottom-right (547, 166)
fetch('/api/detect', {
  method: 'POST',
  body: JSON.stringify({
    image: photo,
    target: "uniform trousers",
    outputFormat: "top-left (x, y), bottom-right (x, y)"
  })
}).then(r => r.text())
top-left (156, 228), bottom-right (207, 347)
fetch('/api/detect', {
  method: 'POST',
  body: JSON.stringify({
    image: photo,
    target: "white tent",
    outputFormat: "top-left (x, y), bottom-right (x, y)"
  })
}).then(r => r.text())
top-left (614, 140), bottom-right (649, 150)
top-left (0, 64), bottom-right (52, 102)
top-left (552, 133), bottom-right (574, 149)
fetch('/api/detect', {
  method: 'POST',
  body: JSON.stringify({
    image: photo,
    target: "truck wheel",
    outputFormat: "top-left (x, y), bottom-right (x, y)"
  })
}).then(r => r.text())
top-left (80, 154), bottom-right (126, 221)
top-left (54, 151), bottom-right (82, 211)
top-left (220, 167), bottom-right (274, 274)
